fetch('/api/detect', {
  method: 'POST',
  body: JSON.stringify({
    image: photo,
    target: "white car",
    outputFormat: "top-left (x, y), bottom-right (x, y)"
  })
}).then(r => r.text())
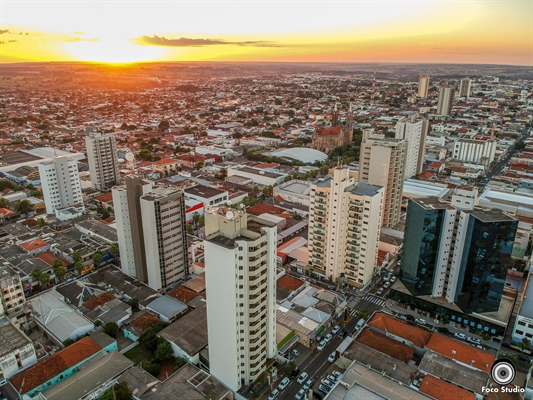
top-left (291, 348), bottom-right (300, 357)
top-left (328, 352), bottom-right (336, 362)
top-left (454, 332), bottom-right (466, 340)
top-left (332, 325), bottom-right (340, 334)
top-left (467, 337), bottom-right (481, 345)
top-left (324, 333), bottom-right (333, 343)
top-left (317, 340), bottom-right (327, 351)
top-left (268, 389), bottom-right (279, 400)
top-left (390, 276), bottom-right (397, 282)
top-left (303, 379), bottom-right (314, 390)
top-left (295, 389), bottom-right (306, 400)
top-left (321, 378), bottom-right (335, 390)
top-left (278, 377), bottom-right (290, 391)
top-left (415, 318), bottom-right (426, 325)
top-left (297, 372), bottom-right (309, 384)
top-left (332, 370), bottom-right (342, 380)
top-left (377, 287), bottom-right (385, 295)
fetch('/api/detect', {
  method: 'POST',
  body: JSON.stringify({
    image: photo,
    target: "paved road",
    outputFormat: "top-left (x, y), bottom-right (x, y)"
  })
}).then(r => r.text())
top-left (485, 127), bottom-right (530, 180)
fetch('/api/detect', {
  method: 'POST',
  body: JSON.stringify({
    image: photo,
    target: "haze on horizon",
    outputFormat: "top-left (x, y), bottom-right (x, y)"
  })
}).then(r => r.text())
top-left (0, 0), bottom-right (531, 66)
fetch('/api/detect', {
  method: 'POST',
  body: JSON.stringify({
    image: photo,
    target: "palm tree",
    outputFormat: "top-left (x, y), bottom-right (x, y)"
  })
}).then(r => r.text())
top-left (93, 250), bottom-right (103, 269)
top-left (37, 218), bottom-right (47, 228)
top-left (52, 258), bottom-right (63, 270)
top-left (38, 272), bottom-right (50, 289)
top-left (109, 243), bottom-right (119, 264)
top-left (55, 266), bottom-right (66, 282)
top-left (31, 268), bottom-right (42, 282)
top-left (0, 198), bottom-right (10, 209)
top-left (75, 261), bottom-right (84, 275)
top-left (72, 251), bottom-right (81, 264)
top-left (192, 212), bottom-right (200, 228)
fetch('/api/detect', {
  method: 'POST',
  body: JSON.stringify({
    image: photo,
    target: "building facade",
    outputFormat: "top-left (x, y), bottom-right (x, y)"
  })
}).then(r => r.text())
top-left (308, 168), bottom-right (384, 287)
top-left (459, 78), bottom-right (472, 99)
top-left (395, 114), bottom-right (428, 179)
top-left (453, 139), bottom-right (496, 167)
top-left (203, 207), bottom-right (277, 391)
top-left (85, 132), bottom-right (120, 190)
top-left (140, 187), bottom-right (189, 291)
top-left (38, 156), bottom-right (85, 220)
top-left (359, 130), bottom-right (406, 228)
top-left (418, 75), bottom-right (430, 98)
top-left (436, 84), bottom-right (455, 116)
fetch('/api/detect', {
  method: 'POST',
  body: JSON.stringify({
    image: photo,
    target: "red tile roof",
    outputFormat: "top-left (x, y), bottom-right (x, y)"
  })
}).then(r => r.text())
top-left (277, 275), bottom-right (305, 291)
top-left (35, 252), bottom-right (68, 267)
top-left (9, 337), bottom-right (102, 394)
top-left (83, 292), bottom-right (116, 311)
top-left (246, 203), bottom-right (286, 216)
top-left (95, 192), bottom-right (114, 204)
top-left (425, 333), bottom-right (495, 372)
top-left (167, 286), bottom-right (200, 303)
top-left (356, 328), bottom-right (415, 363)
top-left (419, 172), bottom-right (435, 179)
top-left (316, 127), bottom-right (342, 136)
top-left (19, 239), bottom-right (48, 252)
top-left (130, 312), bottom-right (162, 333)
top-left (153, 157), bottom-right (178, 165)
top-left (367, 313), bottom-right (432, 348)
top-left (419, 374), bottom-right (476, 400)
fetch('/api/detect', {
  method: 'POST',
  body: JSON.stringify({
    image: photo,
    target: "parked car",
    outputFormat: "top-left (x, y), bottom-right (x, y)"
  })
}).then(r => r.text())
top-left (317, 340), bottom-right (327, 351)
top-left (313, 389), bottom-right (328, 399)
top-left (321, 378), bottom-right (335, 390)
top-left (383, 281), bottom-right (391, 288)
top-left (303, 379), bottom-right (314, 390)
top-left (467, 337), bottom-right (481, 345)
top-left (405, 314), bottom-right (415, 321)
top-left (327, 374), bottom-right (338, 382)
top-left (324, 333), bottom-right (333, 343)
top-left (332, 370), bottom-right (342, 380)
top-left (454, 332), bottom-right (467, 340)
top-left (268, 389), bottom-right (279, 400)
top-left (339, 330), bottom-right (347, 338)
top-left (332, 325), bottom-right (340, 334)
top-left (297, 372), bottom-right (309, 384)
top-left (295, 389), bottom-right (306, 400)
top-left (437, 327), bottom-right (450, 335)
top-left (318, 384), bottom-right (331, 394)
top-left (278, 377), bottom-right (290, 390)
top-left (390, 276), bottom-right (397, 282)
top-left (289, 368), bottom-right (300, 379)
top-left (328, 352), bottom-right (336, 362)
top-left (415, 318), bottom-right (426, 325)
top-left (377, 287), bottom-right (385, 295)
top-left (291, 348), bottom-right (300, 357)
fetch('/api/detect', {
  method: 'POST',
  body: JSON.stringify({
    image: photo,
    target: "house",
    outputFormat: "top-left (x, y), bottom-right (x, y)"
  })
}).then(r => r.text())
top-left (0, 320), bottom-right (38, 383)
top-left (146, 296), bottom-right (188, 323)
top-left (152, 158), bottom-right (180, 175)
top-left (123, 312), bottom-right (162, 341)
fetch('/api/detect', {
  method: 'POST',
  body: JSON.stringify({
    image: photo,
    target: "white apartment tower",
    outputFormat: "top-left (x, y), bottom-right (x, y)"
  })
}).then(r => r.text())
top-left (395, 113), bottom-right (428, 179)
top-left (85, 132), bottom-right (120, 190)
top-left (459, 78), bottom-right (472, 99)
top-left (140, 187), bottom-right (189, 291)
top-left (308, 168), bottom-right (384, 287)
top-left (453, 139), bottom-right (497, 167)
top-left (418, 75), bottom-right (430, 98)
top-left (203, 207), bottom-right (277, 391)
top-left (38, 156), bottom-right (85, 220)
top-left (436, 84), bottom-right (455, 116)
top-left (359, 130), bottom-right (407, 228)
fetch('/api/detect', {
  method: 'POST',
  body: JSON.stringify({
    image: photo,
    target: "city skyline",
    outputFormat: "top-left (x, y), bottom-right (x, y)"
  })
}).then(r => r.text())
top-left (1, 0), bottom-right (531, 65)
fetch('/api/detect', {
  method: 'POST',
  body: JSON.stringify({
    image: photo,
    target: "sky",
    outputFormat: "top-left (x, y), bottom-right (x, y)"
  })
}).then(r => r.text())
top-left (0, 0), bottom-right (531, 65)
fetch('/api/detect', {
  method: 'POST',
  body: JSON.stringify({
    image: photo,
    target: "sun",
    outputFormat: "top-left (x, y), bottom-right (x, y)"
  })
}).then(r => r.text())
top-left (64, 38), bottom-right (165, 63)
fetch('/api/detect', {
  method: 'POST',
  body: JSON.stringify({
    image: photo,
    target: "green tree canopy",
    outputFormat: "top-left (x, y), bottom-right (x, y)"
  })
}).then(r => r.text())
top-left (154, 338), bottom-right (174, 363)
top-left (55, 266), bottom-right (66, 281)
top-left (101, 381), bottom-right (133, 400)
top-left (53, 258), bottom-right (63, 270)
top-left (16, 199), bottom-right (33, 215)
top-left (93, 250), bottom-right (103, 268)
top-left (0, 197), bottom-right (10, 209)
top-left (103, 322), bottom-right (119, 338)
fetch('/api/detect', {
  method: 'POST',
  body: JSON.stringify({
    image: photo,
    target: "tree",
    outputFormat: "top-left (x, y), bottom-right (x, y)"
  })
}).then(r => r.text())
top-left (72, 251), bottom-right (82, 264)
top-left (192, 212), bottom-right (201, 229)
top-left (30, 189), bottom-right (42, 198)
top-left (62, 338), bottom-right (75, 347)
top-left (110, 243), bottom-right (119, 263)
top-left (103, 322), bottom-right (119, 338)
top-left (101, 381), bottom-right (133, 400)
top-left (521, 337), bottom-right (531, 350)
top-left (16, 199), bottom-right (33, 216)
top-left (154, 338), bottom-right (174, 362)
top-left (126, 298), bottom-right (139, 312)
top-left (75, 261), bottom-right (84, 275)
top-left (0, 197), bottom-right (10, 209)
top-left (0, 179), bottom-right (14, 191)
top-left (144, 361), bottom-right (161, 377)
top-left (37, 218), bottom-right (47, 228)
top-left (137, 149), bottom-right (153, 161)
top-left (186, 224), bottom-right (194, 235)
top-left (158, 120), bottom-right (170, 132)
top-left (55, 266), bottom-right (66, 282)
top-left (263, 186), bottom-right (273, 197)
top-left (93, 250), bottom-right (103, 268)
top-left (53, 258), bottom-right (63, 270)
top-left (31, 268), bottom-right (42, 282)
top-left (252, 185), bottom-right (259, 194)
top-left (195, 161), bottom-right (204, 170)
top-left (38, 272), bottom-right (50, 289)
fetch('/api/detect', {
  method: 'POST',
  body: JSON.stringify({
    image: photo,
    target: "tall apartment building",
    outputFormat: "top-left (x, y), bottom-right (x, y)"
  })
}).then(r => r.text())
top-left (85, 132), bottom-right (120, 190)
top-left (140, 187), bottom-right (189, 291)
top-left (400, 197), bottom-right (518, 314)
top-left (459, 78), bottom-right (472, 99)
top-left (418, 75), bottom-right (430, 98)
top-left (395, 113), bottom-right (428, 179)
top-left (359, 130), bottom-right (406, 228)
top-left (436, 84), bottom-right (455, 116)
top-left (203, 207), bottom-right (277, 391)
top-left (113, 178), bottom-right (189, 291)
top-left (38, 156), bottom-right (85, 220)
top-left (453, 139), bottom-right (497, 167)
top-left (308, 168), bottom-right (384, 287)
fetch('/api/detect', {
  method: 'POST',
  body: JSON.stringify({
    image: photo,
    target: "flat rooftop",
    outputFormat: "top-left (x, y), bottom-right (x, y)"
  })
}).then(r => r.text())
top-left (403, 179), bottom-right (451, 199)
top-left (0, 320), bottom-right (31, 358)
top-left (184, 184), bottom-right (227, 199)
top-left (410, 196), bottom-right (456, 210)
top-left (0, 150), bottom-right (44, 166)
top-left (280, 182), bottom-right (310, 195)
top-left (158, 307), bottom-right (208, 357)
top-left (349, 182), bottom-right (383, 197)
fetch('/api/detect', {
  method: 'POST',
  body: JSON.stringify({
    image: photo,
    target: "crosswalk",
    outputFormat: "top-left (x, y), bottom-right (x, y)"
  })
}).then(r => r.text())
top-left (362, 294), bottom-right (386, 307)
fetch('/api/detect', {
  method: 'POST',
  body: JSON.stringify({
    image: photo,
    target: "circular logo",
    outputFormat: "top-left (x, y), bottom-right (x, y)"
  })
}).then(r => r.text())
top-left (491, 358), bottom-right (516, 386)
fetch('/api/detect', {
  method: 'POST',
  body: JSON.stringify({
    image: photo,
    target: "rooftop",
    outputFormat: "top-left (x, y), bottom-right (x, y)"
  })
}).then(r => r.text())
top-left (0, 320), bottom-right (31, 358)
top-left (146, 296), bottom-right (188, 320)
top-left (19, 238), bottom-right (48, 252)
top-left (184, 184), bottom-right (227, 199)
top-left (277, 275), bottom-right (305, 291)
top-left (129, 312), bottom-right (162, 333)
top-left (367, 312), bottom-right (432, 348)
top-left (348, 182), bottom-right (383, 197)
top-left (82, 292), bottom-right (116, 311)
top-left (355, 328), bottom-right (415, 363)
top-left (419, 374), bottom-right (476, 400)
top-left (158, 307), bottom-right (208, 356)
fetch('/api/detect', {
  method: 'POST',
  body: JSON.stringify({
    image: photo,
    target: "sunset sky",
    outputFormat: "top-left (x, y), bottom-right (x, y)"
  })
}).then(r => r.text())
top-left (1, 0), bottom-right (531, 65)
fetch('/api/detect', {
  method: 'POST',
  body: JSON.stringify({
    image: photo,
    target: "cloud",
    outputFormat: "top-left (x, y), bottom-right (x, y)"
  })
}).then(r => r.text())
top-left (8, 40), bottom-right (18, 43)
top-left (73, 31), bottom-right (84, 35)
top-left (0, 41), bottom-right (4, 45)
top-left (0, 30), bottom-right (9, 35)
top-left (65, 37), bottom-right (98, 42)
top-left (136, 35), bottom-right (282, 48)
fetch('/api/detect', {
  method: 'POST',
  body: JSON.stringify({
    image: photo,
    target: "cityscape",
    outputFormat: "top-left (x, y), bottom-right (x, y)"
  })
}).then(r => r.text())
top-left (0, 2), bottom-right (532, 400)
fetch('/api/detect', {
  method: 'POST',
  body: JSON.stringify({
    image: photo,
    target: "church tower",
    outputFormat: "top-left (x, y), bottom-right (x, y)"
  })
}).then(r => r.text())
top-left (344, 104), bottom-right (354, 144)
top-left (332, 103), bottom-right (339, 128)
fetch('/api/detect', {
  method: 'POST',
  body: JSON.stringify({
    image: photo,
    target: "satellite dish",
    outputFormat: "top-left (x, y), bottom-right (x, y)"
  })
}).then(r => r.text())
top-left (125, 153), bottom-right (134, 161)
top-left (226, 211), bottom-right (234, 219)
top-left (226, 200), bottom-right (232, 207)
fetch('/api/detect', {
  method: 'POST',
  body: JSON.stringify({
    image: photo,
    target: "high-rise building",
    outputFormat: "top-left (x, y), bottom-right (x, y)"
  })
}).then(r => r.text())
top-left (436, 84), bottom-right (455, 116)
top-left (140, 187), bottom-right (189, 291)
top-left (359, 130), bottom-right (406, 228)
top-left (453, 139), bottom-right (497, 167)
top-left (112, 176), bottom-right (153, 283)
top-left (399, 197), bottom-right (518, 314)
top-left (38, 156), bottom-right (85, 220)
top-left (85, 132), bottom-right (120, 191)
top-left (395, 113), bottom-right (428, 179)
top-left (203, 207), bottom-right (277, 391)
top-left (308, 167), bottom-right (384, 287)
top-left (459, 78), bottom-right (472, 99)
top-left (418, 75), bottom-right (430, 98)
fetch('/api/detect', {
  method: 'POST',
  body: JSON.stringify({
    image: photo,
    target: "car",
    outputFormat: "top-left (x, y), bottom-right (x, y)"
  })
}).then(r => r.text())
top-left (415, 318), bottom-right (426, 325)
top-left (454, 332), bottom-right (467, 340)
top-left (327, 374), bottom-right (338, 382)
top-left (339, 330), bottom-right (347, 338)
top-left (332, 325), bottom-right (340, 334)
top-left (295, 389), bottom-right (306, 400)
top-left (318, 384), bottom-right (331, 394)
top-left (297, 372), bottom-right (309, 384)
top-left (476, 345), bottom-right (486, 350)
top-left (324, 333), bottom-right (333, 343)
top-left (313, 389), bottom-right (328, 399)
top-left (390, 276), bottom-right (397, 282)
top-left (278, 377), bottom-right (290, 390)
top-left (502, 342), bottom-right (511, 348)
top-left (405, 314), bottom-right (415, 321)
top-left (383, 275), bottom-right (390, 282)
top-left (383, 281), bottom-right (391, 288)
top-left (332, 370), bottom-right (342, 380)
top-left (268, 389), bottom-right (280, 400)
top-left (291, 348), bottom-right (300, 357)
top-left (328, 352), bottom-right (336, 362)
top-left (437, 327), bottom-right (450, 335)
top-left (467, 337), bottom-right (481, 345)
top-left (317, 340), bottom-right (327, 351)
top-left (289, 368), bottom-right (300, 379)
top-left (303, 379), bottom-right (314, 390)
top-left (377, 287), bottom-right (385, 295)
top-left (321, 378), bottom-right (335, 390)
